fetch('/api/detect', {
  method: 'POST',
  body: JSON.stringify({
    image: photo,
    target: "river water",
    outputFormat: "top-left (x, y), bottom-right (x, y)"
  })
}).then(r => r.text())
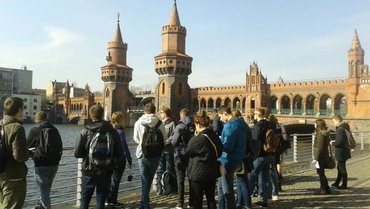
top-left (23, 124), bottom-right (138, 208)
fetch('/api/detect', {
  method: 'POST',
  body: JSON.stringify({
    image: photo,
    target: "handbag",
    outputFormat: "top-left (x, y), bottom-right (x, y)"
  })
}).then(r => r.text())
top-left (203, 134), bottom-right (224, 177)
top-left (326, 146), bottom-right (336, 169)
top-left (235, 160), bottom-right (245, 175)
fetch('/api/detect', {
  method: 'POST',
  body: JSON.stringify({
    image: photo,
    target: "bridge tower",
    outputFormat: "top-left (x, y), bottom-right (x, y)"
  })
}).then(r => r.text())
top-left (101, 15), bottom-right (133, 123)
top-left (64, 80), bottom-right (71, 118)
top-left (154, 0), bottom-right (193, 116)
top-left (245, 62), bottom-right (270, 117)
top-left (346, 29), bottom-right (369, 117)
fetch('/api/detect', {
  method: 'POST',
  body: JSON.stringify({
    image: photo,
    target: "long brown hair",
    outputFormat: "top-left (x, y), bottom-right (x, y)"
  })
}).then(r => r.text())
top-left (194, 111), bottom-right (211, 128)
top-left (315, 119), bottom-right (327, 133)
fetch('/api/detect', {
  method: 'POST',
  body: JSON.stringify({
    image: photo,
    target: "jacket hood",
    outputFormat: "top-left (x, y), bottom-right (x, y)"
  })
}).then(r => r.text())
top-left (1, 115), bottom-right (22, 126)
top-left (138, 114), bottom-right (161, 127)
top-left (180, 116), bottom-right (192, 126)
top-left (36, 120), bottom-right (54, 128)
top-left (234, 117), bottom-right (248, 131)
top-left (85, 120), bottom-right (114, 132)
top-left (338, 122), bottom-right (350, 131)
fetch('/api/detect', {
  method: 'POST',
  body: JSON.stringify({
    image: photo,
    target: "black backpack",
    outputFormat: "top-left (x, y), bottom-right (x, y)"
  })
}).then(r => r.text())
top-left (0, 125), bottom-right (8, 173)
top-left (88, 131), bottom-right (114, 167)
top-left (142, 121), bottom-right (164, 158)
top-left (160, 170), bottom-right (174, 195)
top-left (34, 126), bottom-right (63, 164)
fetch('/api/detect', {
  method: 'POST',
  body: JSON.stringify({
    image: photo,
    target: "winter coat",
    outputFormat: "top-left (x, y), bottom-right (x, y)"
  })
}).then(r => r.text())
top-left (313, 130), bottom-right (331, 164)
top-left (219, 117), bottom-right (247, 165)
top-left (334, 123), bottom-right (351, 161)
top-left (74, 120), bottom-right (124, 176)
top-left (171, 116), bottom-right (192, 158)
top-left (27, 120), bottom-right (61, 166)
top-left (163, 119), bottom-right (176, 154)
top-left (186, 128), bottom-right (222, 181)
top-left (251, 119), bottom-right (273, 157)
top-left (0, 115), bottom-right (29, 180)
top-left (212, 115), bottom-right (223, 138)
top-left (133, 114), bottom-right (167, 158)
top-left (116, 128), bottom-right (132, 166)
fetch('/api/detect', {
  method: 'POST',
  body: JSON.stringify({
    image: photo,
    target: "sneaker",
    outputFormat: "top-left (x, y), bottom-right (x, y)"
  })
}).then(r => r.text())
top-left (337, 185), bottom-right (348, 190)
top-left (105, 202), bottom-right (115, 206)
top-left (331, 183), bottom-right (339, 188)
top-left (176, 203), bottom-right (183, 209)
top-left (185, 206), bottom-right (193, 209)
top-left (272, 195), bottom-right (279, 201)
top-left (255, 201), bottom-right (268, 208)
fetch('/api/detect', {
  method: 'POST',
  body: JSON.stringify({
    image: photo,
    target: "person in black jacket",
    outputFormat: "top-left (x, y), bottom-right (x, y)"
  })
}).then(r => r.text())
top-left (185, 111), bottom-right (222, 209)
top-left (74, 105), bottom-right (124, 209)
top-left (331, 115), bottom-right (351, 189)
top-left (27, 111), bottom-right (62, 209)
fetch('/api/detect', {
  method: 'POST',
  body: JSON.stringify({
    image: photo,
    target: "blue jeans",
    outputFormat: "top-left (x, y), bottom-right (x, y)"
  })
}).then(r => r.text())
top-left (217, 163), bottom-right (236, 209)
top-left (249, 155), bottom-right (272, 204)
top-left (107, 160), bottom-right (126, 204)
top-left (156, 153), bottom-right (177, 193)
top-left (80, 175), bottom-right (111, 209)
top-left (268, 160), bottom-right (280, 197)
top-left (138, 157), bottom-right (160, 209)
top-left (34, 166), bottom-right (59, 209)
top-left (236, 174), bottom-right (251, 208)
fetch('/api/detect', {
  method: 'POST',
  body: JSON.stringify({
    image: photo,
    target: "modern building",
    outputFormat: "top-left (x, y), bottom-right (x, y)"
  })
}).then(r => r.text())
top-left (12, 93), bottom-right (42, 121)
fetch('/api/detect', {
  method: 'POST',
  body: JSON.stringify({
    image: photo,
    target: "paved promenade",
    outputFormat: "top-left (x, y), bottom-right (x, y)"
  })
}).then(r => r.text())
top-left (56, 151), bottom-right (370, 209)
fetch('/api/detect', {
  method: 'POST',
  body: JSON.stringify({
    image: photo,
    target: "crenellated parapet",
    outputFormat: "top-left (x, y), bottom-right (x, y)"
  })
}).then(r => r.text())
top-left (271, 79), bottom-right (346, 89)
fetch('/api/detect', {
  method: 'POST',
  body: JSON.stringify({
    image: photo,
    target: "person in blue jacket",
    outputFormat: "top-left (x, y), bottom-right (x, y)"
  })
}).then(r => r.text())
top-left (217, 105), bottom-right (247, 209)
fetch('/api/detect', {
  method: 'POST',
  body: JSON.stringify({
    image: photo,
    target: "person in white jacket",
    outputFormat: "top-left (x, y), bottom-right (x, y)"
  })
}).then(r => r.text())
top-left (133, 103), bottom-right (166, 209)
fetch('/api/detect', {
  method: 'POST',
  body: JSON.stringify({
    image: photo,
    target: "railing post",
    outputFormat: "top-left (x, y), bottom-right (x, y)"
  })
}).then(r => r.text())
top-left (293, 134), bottom-right (298, 162)
top-left (312, 133), bottom-right (315, 160)
top-left (76, 158), bottom-right (83, 207)
top-left (361, 132), bottom-right (364, 150)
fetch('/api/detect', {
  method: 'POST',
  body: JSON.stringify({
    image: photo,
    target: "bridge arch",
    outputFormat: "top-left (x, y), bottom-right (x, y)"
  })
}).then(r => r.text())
top-left (319, 93), bottom-right (332, 116)
top-left (333, 93), bottom-right (347, 116)
top-left (232, 97), bottom-right (241, 110)
top-left (293, 94), bottom-right (303, 115)
top-left (215, 98), bottom-right (222, 109)
top-left (280, 95), bottom-right (291, 114)
top-left (242, 97), bottom-right (246, 112)
top-left (138, 97), bottom-right (155, 106)
top-left (200, 98), bottom-right (207, 111)
top-left (270, 95), bottom-right (278, 114)
top-left (224, 97), bottom-right (231, 107)
top-left (305, 94), bottom-right (316, 115)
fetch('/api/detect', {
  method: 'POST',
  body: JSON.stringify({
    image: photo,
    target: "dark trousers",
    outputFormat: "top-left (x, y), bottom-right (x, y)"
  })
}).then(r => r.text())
top-left (190, 180), bottom-right (217, 209)
top-left (175, 156), bottom-right (190, 206)
top-left (316, 162), bottom-right (329, 191)
top-left (157, 153), bottom-right (177, 193)
top-left (334, 161), bottom-right (348, 187)
top-left (107, 160), bottom-right (126, 204)
top-left (80, 175), bottom-right (111, 209)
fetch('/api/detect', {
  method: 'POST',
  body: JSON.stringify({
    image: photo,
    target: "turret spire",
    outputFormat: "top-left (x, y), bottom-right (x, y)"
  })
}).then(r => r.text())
top-left (169, 0), bottom-right (181, 26)
top-left (112, 13), bottom-right (123, 43)
top-left (351, 29), bottom-right (362, 49)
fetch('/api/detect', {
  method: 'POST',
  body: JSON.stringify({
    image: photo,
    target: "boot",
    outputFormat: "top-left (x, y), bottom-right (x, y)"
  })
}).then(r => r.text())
top-left (339, 174), bottom-right (348, 189)
top-left (332, 172), bottom-right (341, 187)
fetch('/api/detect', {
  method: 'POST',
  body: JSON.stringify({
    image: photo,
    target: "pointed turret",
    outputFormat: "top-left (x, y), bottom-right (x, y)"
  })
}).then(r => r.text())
top-left (351, 29), bottom-right (362, 50)
top-left (169, 0), bottom-right (181, 26)
top-left (112, 17), bottom-right (124, 43)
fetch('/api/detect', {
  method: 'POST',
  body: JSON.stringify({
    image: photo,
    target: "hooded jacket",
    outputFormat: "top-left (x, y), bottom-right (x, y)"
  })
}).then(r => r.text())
top-left (0, 115), bottom-right (29, 180)
top-left (170, 116), bottom-right (192, 158)
top-left (133, 114), bottom-right (167, 158)
top-left (27, 120), bottom-right (62, 167)
top-left (219, 117), bottom-right (247, 165)
top-left (334, 122), bottom-right (351, 161)
top-left (163, 118), bottom-right (176, 154)
top-left (252, 119), bottom-right (273, 157)
top-left (74, 120), bottom-right (123, 176)
top-left (313, 129), bottom-right (331, 164)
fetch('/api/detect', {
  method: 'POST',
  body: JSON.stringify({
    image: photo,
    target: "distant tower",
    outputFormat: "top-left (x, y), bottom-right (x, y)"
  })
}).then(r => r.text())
top-left (155, 0), bottom-right (193, 116)
top-left (64, 80), bottom-right (71, 117)
top-left (101, 14), bottom-right (133, 122)
top-left (348, 29), bottom-right (364, 78)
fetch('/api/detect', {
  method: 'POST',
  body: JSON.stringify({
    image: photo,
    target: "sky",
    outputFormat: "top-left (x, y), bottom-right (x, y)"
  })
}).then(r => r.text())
top-left (1, 0), bottom-right (370, 92)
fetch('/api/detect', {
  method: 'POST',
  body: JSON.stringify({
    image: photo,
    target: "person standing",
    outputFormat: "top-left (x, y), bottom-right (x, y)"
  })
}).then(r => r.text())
top-left (27, 111), bottom-right (63, 209)
top-left (74, 105), bottom-right (123, 209)
top-left (156, 106), bottom-right (177, 195)
top-left (133, 103), bottom-right (166, 209)
top-left (170, 108), bottom-right (193, 209)
top-left (0, 97), bottom-right (29, 209)
top-left (106, 111), bottom-right (132, 207)
top-left (186, 111), bottom-right (222, 209)
top-left (331, 115), bottom-right (351, 189)
top-left (217, 105), bottom-right (247, 209)
top-left (313, 119), bottom-right (332, 195)
top-left (212, 109), bottom-right (223, 138)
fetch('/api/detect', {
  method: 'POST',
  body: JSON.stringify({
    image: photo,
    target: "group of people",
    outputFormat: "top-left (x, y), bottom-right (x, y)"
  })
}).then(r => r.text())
top-left (0, 96), bottom-right (353, 209)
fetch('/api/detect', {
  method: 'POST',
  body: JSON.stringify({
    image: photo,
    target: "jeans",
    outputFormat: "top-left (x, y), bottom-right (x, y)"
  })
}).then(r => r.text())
top-left (249, 155), bottom-right (272, 204)
top-left (190, 180), bottom-right (217, 209)
top-left (218, 163), bottom-right (237, 209)
top-left (316, 162), bottom-right (329, 191)
top-left (175, 156), bottom-right (190, 207)
top-left (157, 153), bottom-right (177, 193)
top-left (107, 160), bottom-right (126, 204)
top-left (138, 156), bottom-right (160, 209)
top-left (34, 166), bottom-right (59, 209)
top-left (0, 178), bottom-right (26, 209)
top-left (236, 174), bottom-right (251, 208)
top-left (334, 161), bottom-right (348, 187)
top-left (268, 161), bottom-right (280, 197)
top-left (80, 175), bottom-right (111, 209)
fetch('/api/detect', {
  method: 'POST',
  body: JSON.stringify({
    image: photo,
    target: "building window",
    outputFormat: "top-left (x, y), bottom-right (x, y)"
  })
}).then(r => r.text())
top-left (24, 105), bottom-right (27, 110)
top-left (162, 82), bottom-right (165, 95)
top-left (34, 99), bottom-right (37, 102)
top-left (33, 106), bottom-right (37, 110)
top-left (23, 98), bottom-right (27, 102)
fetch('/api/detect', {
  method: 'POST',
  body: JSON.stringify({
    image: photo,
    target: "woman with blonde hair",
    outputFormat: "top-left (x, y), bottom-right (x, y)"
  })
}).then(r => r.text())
top-left (106, 112), bottom-right (132, 206)
top-left (313, 119), bottom-right (331, 195)
top-left (185, 111), bottom-right (222, 209)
